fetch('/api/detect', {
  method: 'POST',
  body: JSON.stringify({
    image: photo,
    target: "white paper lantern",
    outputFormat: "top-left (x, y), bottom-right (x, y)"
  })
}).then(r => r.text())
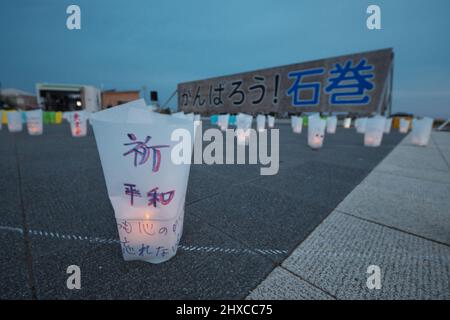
top-left (355, 117), bottom-right (368, 134)
top-left (218, 114), bottom-right (230, 131)
top-left (291, 116), bottom-right (302, 134)
top-left (236, 113), bottom-right (253, 145)
top-left (326, 116), bottom-right (337, 134)
top-left (384, 118), bottom-right (392, 134)
top-left (364, 116), bottom-right (386, 147)
top-left (267, 115), bottom-right (275, 128)
top-left (256, 114), bottom-right (266, 132)
top-left (308, 114), bottom-right (326, 149)
top-left (91, 99), bottom-right (194, 264)
top-left (343, 117), bottom-right (352, 128)
top-left (411, 117), bottom-right (434, 146)
top-left (69, 111), bottom-right (88, 137)
top-left (194, 114), bottom-right (201, 123)
top-left (7, 111), bottom-right (23, 132)
top-left (26, 109), bottom-right (43, 135)
top-left (399, 118), bottom-right (410, 133)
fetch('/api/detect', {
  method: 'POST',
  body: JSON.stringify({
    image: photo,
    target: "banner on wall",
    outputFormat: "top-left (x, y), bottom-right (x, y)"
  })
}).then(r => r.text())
top-left (177, 48), bottom-right (393, 115)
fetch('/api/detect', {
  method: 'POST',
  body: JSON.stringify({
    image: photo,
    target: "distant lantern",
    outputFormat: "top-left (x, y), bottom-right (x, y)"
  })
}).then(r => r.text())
top-left (291, 116), bottom-right (302, 134)
top-left (343, 117), bottom-right (352, 128)
top-left (26, 109), bottom-right (43, 135)
top-left (7, 111), bottom-right (23, 132)
top-left (399, 118), bottom-right (410, 133)
top-left (256, 114), bottom-right (266, 132)
top-left (356, 117), bottom-right (368, 134)
top-left (236, 113), bottom-right (253, 145)
top-left (218, 114), bottom-right (230, 131)
top-left (267, 115), bottom-right (275, 128)
top-left (410, 117), bottom-right (434, 146)
top-left (68, 110), bottom-right (88, 137)
top-left (384, 118), bottom-right (392, 134)
top-left (326, 116), bottom-right (337, 134)
top-left (364, 116), bottom-right (386, 147)
top-left (90, 99), bottom-right (193, 264)
top-left (308, 114), bottom-right (326, 149)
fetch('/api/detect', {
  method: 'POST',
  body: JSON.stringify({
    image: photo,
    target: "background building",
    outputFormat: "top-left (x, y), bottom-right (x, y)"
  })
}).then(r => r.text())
top-left (101, 90), bottom-right (140, 109)
top-left (36, 83), bottom-right (101, 112)
top-left (0, 88), bottom-right (37, 110)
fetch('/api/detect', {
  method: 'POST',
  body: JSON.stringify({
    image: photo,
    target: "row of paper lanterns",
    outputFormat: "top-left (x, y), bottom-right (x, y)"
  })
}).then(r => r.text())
top-left (208, 113), bottom-right (434, 148)
top-left (1, 109), bottom-right (90, 137)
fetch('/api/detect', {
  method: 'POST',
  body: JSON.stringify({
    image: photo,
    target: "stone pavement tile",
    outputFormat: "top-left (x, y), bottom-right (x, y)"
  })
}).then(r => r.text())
top-left (431, 132), bottom-right (450, 149)
top-left (28, 214), bottom-right (275, 299)
top-left (336, 171), bottom-right (450, 245)
top-left (0, 232), bottom-right (32, 299)
top-left (246, 267), bottom-right (335, 300)
top-left (0, 154), bottom-right (23, 227)
top-left (188, 183), bottom-right (331, 263)
top-left (381, 145), bottom-right (449, 171)
top-left (373, 162), bottom-right (450, 184)
top-left (282, 212), bottom-right (450, 300)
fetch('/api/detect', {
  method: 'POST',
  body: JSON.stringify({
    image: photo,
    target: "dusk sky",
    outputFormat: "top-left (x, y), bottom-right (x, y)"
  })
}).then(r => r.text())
top-left (1, 0), bottom-right (449, 117)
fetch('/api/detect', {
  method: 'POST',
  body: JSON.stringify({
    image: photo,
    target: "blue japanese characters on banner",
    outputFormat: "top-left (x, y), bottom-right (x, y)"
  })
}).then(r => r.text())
top-left (178, 48), bottom-right (393, 114)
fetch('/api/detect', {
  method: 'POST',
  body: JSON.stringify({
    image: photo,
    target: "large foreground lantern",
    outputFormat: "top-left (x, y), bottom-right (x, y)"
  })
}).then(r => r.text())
top-left (236, 113), bottom-right (253, 145)
top-left (256, 114), bottom-right (266, 132)
top-left (411, 117), bottom-right (434, 146)
top-left (267, 115), bottom-right (275, 128)
top-left (355, 117), bottom-right (368, 134)
top-left (343, 117), bottom-right (352, 128)
top-left (399, 118), bottom-right (410, 133)
top-left (291, 116), bottom-right (302, 134)
top-left (218, 114), bottom-right (230, 131)
top-left (326, 116), bottom-right (337, 134)
top-left (26, 109), bottom-right (43, 135)
top-left (384, 118), bottom-right (392, 134)
top-left (308, 114), bottom-right (326, 149)
top-left (7, 111), bottom-right (23, 132)
top-left (68, 111), bottom-right (88, 137)
top-left (91, 99), bottom-right (194, 264)
top-left (364, 116), bottom-right (386, 147)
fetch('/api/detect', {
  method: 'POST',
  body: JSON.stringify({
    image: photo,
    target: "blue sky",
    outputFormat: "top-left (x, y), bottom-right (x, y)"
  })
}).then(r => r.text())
top-left (1, 0), bottom-right (449, 117)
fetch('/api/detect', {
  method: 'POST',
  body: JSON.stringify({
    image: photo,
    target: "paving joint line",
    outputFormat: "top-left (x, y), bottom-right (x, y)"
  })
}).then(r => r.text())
top-left (336, 209), bottom-right (450, 248)
top-left (13, 136), bottom-right (38, 300)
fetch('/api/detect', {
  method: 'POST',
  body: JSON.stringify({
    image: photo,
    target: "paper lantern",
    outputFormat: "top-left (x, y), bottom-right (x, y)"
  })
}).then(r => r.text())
top-left (384, 118), bottom-right (392, 134)
top-left (26, 109), bottom-right (43, 135)
top-left (343, 117), bottom-right (352, 128)
top-left (291, 116), bottom-right (302, 134)
top-left (267, 115), bottom-right (275, 128)
top-left (69, 111), bottom-right (88, 137)
top-left (194, 114), bottom-right (201, 123)
top-left (355, 117), bottom-right (367, 134)
top-left (210, 115), bottom-right (218, 125)
top-left (364, 116), bottom-right (386, 147)
top-left (218, 114), bottom-right (230, 131)
top-left (256, 115), bottom-right (266, 132)
top-left (236, 113), bottom-right (253, 145)
top-left (7, 111), bottom-right (23, 132)
top-left (91, 99), bottom-right (193, 264)
top-left (307, 114), bottom-right (326, 149)
top-left (411, 117), bottom-right (434, 146)
top-left (55, 111), bottom-right (63, 124)
top-left (399, 118), bottom-right (410, 133)
top-left (326, 116), bottom-right (337, 134)
top-left (229, 115), bottom-right (236, 126)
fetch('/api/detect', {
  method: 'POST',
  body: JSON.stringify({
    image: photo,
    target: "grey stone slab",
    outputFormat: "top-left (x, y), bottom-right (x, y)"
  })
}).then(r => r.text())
top-left (374, 162), bottom-right (450, 184)
top-left (282, 212), bottom-right (450, 300)
top-left (246, 267), bottom-right (334, 300)
top-left (337, 171), bottom-right (450, 245)
top-left (29, 214), bottom-right (275, 299)
top-left (431, 132), bottom-right (450, 149)
top-left (0, 232), bottom-right (32, 299)
top-left (381, 145), bottom-right (449, 172)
